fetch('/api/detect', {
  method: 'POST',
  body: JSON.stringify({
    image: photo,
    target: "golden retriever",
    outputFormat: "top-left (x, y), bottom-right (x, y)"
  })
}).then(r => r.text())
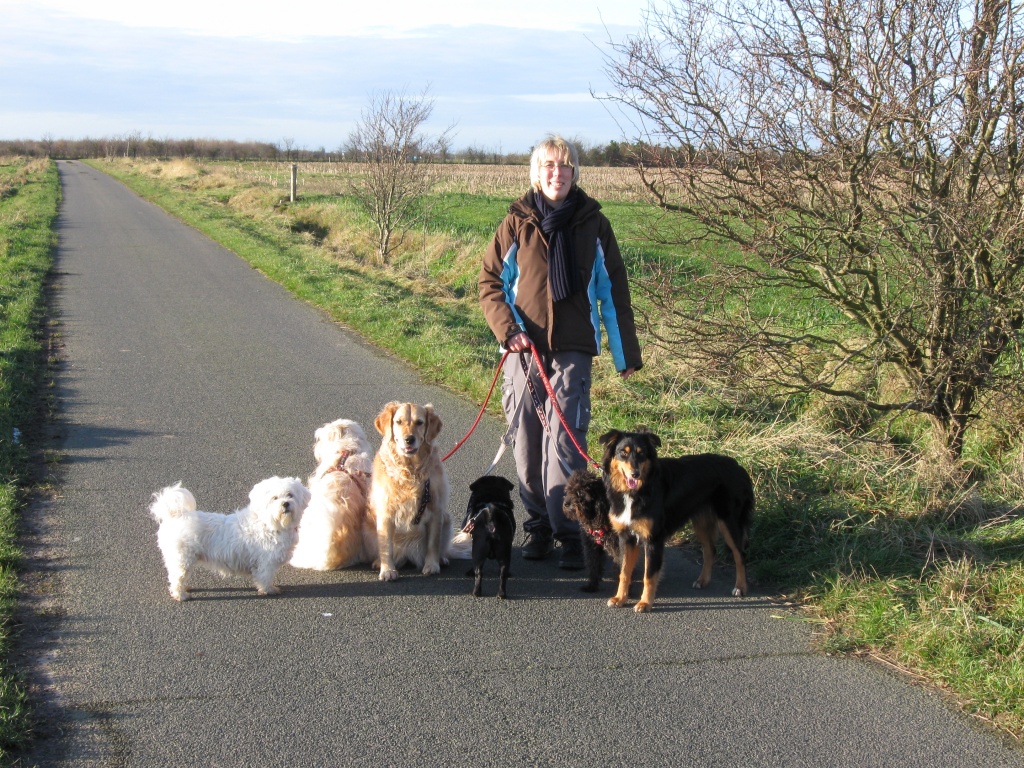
top-left (289, 418), bottom-right (376, 571)
top-left (370, 401), bottom-right (464, 581)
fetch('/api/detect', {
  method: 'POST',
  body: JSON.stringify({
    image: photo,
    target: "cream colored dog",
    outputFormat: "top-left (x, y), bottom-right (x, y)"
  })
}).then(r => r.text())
top-left (370, 401), bottom-right (470, 581)
top-left (289, 418), bottom-right (376, 571)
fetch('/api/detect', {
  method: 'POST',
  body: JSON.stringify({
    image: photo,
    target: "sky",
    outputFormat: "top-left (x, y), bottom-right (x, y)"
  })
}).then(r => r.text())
top-left (1, 0), bottom-right (655, 153)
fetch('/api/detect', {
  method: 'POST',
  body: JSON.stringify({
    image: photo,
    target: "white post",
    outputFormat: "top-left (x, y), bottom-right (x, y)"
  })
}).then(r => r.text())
top-left (290, 164), bottom-right (297, 202)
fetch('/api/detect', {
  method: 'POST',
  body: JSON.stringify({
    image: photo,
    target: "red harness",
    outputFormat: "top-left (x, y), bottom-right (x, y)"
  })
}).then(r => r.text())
top-left (328, 450), bottom-right (370, 492)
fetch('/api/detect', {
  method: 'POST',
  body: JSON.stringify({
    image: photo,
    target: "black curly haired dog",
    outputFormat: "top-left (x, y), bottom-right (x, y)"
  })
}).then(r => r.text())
top-left (562, 467), bottom-right (621, 592)
top-left (600, 428), bottom-right (754, 613)
top-left (461, 475), bottom-right (516, 598)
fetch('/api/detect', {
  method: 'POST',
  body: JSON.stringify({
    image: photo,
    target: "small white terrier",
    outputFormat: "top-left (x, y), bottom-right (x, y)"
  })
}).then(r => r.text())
top-left (149, 476), bottom-right (311, 601)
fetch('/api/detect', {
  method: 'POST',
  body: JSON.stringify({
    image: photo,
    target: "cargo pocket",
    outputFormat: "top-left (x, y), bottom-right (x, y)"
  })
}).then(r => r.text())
top-left (501, 377), bottom-right (517, 423)
top-left (567, 375), bottom-right (591, 434)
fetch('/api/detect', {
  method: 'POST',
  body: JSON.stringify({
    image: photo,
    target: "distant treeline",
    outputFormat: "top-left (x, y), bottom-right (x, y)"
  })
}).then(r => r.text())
top-left (0, 135), bottom-right (642, 167)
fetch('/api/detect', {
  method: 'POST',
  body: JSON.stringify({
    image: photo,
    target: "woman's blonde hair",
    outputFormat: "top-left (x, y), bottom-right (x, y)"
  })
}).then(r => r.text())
top-left (529, 134), bottom-right (581, 190)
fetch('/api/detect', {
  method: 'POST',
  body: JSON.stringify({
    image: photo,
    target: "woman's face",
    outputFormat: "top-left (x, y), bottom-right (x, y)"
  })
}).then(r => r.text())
top-left (537, 149), bottom-right (573, 205)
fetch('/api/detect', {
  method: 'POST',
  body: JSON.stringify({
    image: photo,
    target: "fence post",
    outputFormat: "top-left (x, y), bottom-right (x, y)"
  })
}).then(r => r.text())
top-left (290, 163), bottom-right (297, 202)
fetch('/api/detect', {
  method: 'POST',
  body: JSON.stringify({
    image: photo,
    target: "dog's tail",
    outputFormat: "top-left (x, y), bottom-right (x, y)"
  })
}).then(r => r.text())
top-left (149, 482), bottom-right (197, 522)
top-left (447, 530), bottom-right (473, 560)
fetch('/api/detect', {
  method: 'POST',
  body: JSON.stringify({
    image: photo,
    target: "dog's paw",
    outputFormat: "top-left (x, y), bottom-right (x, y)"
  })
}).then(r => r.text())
top-left (169, 590), bottom-right (188, 602)
top-left (257, 585), bottom-right (281, 596)
top-left (581, 580), bottom-right (600, 593)
top-left (421, 561), bottom-right (441, 576)
top-left (692, 578), bottom-right (708, 589)
top-left (731, 585), bottom-right (746, 597)
top-left (607, 596), bottom-right (627, 608)
top-left (634, 601), bottom-right (653, 613)
top-left (379, 567), bottom-right (400, 582)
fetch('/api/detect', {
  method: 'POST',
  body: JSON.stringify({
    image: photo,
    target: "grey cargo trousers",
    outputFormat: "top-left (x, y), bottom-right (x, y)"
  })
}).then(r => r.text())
top-left (501, 349), bottom-right (591, 544)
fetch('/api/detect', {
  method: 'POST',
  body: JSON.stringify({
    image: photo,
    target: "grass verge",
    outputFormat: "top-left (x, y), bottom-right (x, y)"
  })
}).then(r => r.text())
top-left (0, 157), bottom-right (60, 760)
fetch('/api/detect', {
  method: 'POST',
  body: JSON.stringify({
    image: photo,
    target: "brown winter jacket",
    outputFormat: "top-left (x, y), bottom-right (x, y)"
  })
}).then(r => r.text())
top-left (479, 187), bottom-right (643, 373)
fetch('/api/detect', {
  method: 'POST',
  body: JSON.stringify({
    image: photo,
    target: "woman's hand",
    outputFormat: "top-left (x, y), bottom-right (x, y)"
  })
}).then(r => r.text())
top-left (506, 332), bottom-right (532, 353)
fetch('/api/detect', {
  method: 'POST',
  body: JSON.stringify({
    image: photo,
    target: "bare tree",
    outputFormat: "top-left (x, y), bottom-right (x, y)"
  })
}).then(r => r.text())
top-left (280, 137), bottom-right (297, 161)
top-left (604, 0), bottom-right (1024, 459)
top-left (345, 88), bottom-right (455, 263)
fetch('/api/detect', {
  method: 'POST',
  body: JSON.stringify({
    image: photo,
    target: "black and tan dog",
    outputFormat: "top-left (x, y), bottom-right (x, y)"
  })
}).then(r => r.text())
top-left (461, 475), bottom-right (516, 598)
top-left (599, 428), bottom-right (754, 613)
top-left (562, 467), bottom-right (621, 592)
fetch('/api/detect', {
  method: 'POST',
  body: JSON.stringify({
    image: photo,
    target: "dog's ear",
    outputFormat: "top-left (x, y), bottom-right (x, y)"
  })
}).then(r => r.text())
top-left (599, 430), bottom-right (622, 466)
top-left (249, 477), bottom-right (273, 509)
top-left (424, 404), bottom-right (443, 441)
top-left (472, 475), bottom-right (515, 495)
top-left (374, 402), bottom-right (399, 437)
top-left (313, 422), bottom-right (343, 465)
top-left (292, 480), bottom-right (311, 510)
top-left (634, 426), bottom-right (661, 450)
top-left (312, 425), bottom-right (328, 464)
top-left (313, 423), bottom-right (329, 445)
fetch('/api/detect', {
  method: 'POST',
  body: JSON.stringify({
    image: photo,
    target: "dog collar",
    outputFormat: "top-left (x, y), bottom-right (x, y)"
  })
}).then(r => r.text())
top-left (412, 480), bottom-right (431, 526)
top-left (588, 526), bottom-right (609, 547)
top-left (462, 508), bottom-right (487, 534)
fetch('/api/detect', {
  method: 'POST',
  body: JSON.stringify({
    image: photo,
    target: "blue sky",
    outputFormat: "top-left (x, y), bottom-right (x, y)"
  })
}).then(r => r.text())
top-left (1, 0), bottom-right (654, 153)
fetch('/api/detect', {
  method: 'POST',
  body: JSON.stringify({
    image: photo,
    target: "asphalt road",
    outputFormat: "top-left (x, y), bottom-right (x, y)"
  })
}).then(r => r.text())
top-left (16, 160), bottom-right (1024, 767)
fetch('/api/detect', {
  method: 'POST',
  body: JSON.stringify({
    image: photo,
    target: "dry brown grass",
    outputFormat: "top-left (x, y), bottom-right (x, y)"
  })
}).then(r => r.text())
top-left (1, 157), bottom-right (50, 199)
top-left (147, 158), bottom-right (202, 179)
top-left (228, 186), bottom-right (285, 214)
top-left (151, 160), bottom-right (650, 202)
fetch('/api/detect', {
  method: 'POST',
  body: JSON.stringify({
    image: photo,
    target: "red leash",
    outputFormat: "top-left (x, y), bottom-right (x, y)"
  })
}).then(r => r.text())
top-left (442, 349), bottom-right (510, 462)
top-left (442, 342), bottom-right (600, 472)
top-left (525, 340), bottom-right (601, 471)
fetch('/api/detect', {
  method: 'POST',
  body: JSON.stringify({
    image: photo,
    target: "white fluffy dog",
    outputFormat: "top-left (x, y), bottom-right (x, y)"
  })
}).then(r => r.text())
top-left (289, 418), bottom-right (377, 570)
top-left (149, 476), bottom-right (310, 601)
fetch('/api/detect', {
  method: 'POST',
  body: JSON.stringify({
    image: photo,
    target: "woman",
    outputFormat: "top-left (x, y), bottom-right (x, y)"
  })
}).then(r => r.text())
top-left (478, 134), bottom-right (643, 569)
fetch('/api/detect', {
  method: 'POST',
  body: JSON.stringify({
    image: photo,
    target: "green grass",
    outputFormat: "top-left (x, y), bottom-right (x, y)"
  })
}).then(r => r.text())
top-left (87, 158), bottom-right (1024, 745)
top-left (0, 156), bottom-right (60, 760)
top-left (817, 561), bottom-right (1024, 733)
